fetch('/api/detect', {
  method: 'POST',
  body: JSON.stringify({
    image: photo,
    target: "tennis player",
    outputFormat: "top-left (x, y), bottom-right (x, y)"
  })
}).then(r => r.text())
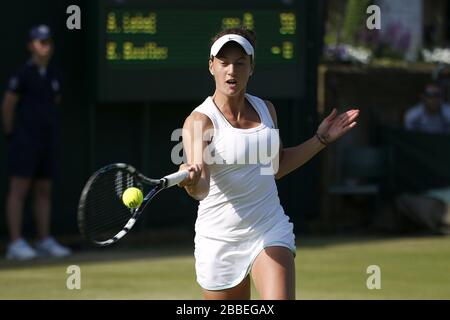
top-left (178, 27), bottom-right (359, 300)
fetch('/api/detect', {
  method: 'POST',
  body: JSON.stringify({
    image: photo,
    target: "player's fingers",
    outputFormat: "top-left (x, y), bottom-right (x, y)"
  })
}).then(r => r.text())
top-left (326, 108), bottom-right (337, 121)
top-left (187, 164), bottom-right (198, 172)
top-left (338, 110), bottom-right (357, 125)
top-left (343, 112), bottom-right (359, 126)
top-left (186, 165), bottom-right (202, 186)
top-left (177, 178), bottom-right (189, 188)
top-left (178, 164), bottom-right (202, 188)
top-left (342, 109), bottom-right (358, 117)
top-left (178, 164), bottom-right (196, 187)
top-left (192, 164), bottom-right (202, 183)
top-left (344, 122), bottom-right (358, 131)
top-left (349, 109), bottom-right (359, 117)
top-left (348, 109), bottom-right (360, 118)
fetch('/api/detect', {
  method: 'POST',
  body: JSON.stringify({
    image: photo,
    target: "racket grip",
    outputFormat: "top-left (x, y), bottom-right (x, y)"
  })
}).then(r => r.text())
top-left (163, 170), bottom-right (189, 188)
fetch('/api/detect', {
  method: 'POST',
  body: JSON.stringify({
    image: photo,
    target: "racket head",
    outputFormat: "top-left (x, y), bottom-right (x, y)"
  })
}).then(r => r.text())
top-left (77, 163), bottom-right (161, 246)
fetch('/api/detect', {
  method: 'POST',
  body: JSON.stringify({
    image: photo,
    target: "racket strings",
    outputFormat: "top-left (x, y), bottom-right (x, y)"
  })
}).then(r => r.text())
top-left (81, 169), bottom-right (142, 242)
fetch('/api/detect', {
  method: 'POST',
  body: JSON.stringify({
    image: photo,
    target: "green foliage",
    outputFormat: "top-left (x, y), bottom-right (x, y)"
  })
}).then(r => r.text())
top-left (342, 0), bottom-right (372, 45)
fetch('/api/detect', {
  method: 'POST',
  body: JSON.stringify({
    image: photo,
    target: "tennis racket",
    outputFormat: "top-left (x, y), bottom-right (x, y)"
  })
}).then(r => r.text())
top-left (77, 163), bottom-right (189, 246)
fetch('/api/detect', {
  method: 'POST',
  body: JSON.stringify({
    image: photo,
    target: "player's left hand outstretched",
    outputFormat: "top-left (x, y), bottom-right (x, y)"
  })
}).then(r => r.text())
top-left (316, 108), bottom-right (359, 145)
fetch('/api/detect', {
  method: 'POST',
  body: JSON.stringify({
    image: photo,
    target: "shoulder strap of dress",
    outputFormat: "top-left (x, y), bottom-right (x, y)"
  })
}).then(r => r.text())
top-left (246, 93), bottom-right (275, 129)
top-left (192, 97), bottom-right (222, 130)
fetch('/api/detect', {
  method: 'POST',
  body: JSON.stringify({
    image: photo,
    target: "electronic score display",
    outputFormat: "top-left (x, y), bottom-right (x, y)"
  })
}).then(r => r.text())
top-left (94, 1), bottom-right (304, 102)
top-left (105, 10), bottom-right (296, 66)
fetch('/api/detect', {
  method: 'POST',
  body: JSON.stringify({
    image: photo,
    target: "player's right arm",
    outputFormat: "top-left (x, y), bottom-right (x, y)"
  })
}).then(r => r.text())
top-left (1, 91), bottom-right (19, 138)
top-left (178, 111), bottom-right (212, 201)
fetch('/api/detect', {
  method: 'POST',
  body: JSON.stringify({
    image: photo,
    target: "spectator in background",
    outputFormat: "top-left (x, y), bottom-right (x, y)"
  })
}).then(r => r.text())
top-left (394, 81), bottom-right (450, 235)
top-left (1, 25), bottom-right (71, 260)
top-left (404, 82), bottom-right (450, 134)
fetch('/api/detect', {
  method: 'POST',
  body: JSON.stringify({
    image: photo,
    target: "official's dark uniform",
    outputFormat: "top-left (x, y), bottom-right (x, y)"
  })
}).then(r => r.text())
top-left (6, 60), bottom-right (61, 178)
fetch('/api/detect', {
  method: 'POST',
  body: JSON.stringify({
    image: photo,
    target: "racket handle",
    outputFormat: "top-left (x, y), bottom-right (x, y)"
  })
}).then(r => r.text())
top-left (163, 170), bottom-right (189, 188)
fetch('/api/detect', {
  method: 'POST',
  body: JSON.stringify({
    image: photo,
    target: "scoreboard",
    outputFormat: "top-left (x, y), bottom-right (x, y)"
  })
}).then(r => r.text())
top-left (105, 10), bottom-right (297, 67)
top-left (92, 0), bottom-right (305, 102)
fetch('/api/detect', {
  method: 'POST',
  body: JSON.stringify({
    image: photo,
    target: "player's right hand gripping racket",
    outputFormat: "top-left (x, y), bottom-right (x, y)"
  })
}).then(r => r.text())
top-left (77, 163), bottom-right (189, 246)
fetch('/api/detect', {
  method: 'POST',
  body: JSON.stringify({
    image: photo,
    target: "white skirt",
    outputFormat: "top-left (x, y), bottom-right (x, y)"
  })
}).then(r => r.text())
top-left (194, 217), bottom-right (296, 291)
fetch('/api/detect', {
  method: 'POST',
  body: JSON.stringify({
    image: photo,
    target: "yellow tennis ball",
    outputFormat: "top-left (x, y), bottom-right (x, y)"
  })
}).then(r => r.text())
top-left (122, 187), bottom-right (143, 208)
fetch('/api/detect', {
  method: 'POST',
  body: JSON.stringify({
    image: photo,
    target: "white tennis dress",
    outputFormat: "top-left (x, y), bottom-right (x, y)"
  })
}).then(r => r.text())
top-left (192, 93), bottom-right (296, 290)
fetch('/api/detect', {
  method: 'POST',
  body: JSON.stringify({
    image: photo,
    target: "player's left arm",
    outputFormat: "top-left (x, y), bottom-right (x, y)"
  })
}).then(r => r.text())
top-left (265, 100), bottom-right (359, 180)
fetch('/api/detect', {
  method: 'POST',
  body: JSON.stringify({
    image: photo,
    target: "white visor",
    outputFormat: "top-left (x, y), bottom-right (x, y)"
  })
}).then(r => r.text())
top-left (210, 34), bottom-right (254, 58)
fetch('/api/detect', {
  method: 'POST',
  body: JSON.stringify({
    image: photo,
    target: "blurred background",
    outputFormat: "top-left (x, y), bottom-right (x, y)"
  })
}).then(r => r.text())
top-left (0, 0), bottom-right (322, 242)
top-left (0, 0), bottom-right (450, 299)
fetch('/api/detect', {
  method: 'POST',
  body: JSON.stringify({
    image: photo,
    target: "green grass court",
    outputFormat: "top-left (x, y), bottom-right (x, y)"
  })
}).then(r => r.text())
top-left (1, 235), bottom-right (449, 299)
